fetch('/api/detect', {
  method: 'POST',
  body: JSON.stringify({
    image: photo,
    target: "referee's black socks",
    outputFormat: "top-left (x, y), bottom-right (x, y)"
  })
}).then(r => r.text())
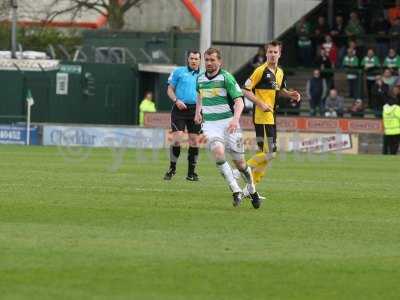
top-left (169, 146), bottom-right (181, 170)
top-left (188, 147), bottom-right (199, 175)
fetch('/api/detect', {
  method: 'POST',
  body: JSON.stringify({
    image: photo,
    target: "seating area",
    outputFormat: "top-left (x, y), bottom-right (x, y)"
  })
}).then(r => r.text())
top-left (244, 0), bottom-right (400, 119)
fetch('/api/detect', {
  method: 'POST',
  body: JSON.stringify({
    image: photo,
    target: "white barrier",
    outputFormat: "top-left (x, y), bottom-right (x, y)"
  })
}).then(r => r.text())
top-left (43, 125), bottom-right (165, 149)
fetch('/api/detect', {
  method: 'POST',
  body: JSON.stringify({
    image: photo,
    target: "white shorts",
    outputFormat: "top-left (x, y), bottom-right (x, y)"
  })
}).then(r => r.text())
top-left (202, 118), bottom-right (244, 160)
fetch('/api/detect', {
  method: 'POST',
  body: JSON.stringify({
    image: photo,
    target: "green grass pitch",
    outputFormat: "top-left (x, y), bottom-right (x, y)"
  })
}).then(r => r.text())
top-left (0, 145), bottom-right (399, 299)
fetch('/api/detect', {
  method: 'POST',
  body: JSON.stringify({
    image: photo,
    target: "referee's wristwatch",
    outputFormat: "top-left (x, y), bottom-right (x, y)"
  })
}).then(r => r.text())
top-left (173, 97), bottom-right (178, 103)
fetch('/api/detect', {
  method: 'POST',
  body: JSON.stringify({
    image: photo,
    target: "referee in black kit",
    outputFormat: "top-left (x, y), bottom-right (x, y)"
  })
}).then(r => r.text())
top-left (163, 50), bottom-right (202, 181)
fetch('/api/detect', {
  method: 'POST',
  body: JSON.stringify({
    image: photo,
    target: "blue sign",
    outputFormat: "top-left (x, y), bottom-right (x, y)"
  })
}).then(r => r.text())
top-left (0, 125), bottom-right (38, 145)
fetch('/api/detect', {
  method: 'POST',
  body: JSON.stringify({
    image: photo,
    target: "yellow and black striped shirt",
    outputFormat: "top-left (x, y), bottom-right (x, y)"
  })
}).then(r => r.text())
top-left (244, 63), bottom-right (286, 124)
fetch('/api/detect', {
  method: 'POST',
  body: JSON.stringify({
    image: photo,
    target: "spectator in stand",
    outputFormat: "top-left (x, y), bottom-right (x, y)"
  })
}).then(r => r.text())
top-left (389, 17), bottom-right (400, 52)
top-left (306, 69), bottom-right (328, 116)
top-left (313, 16), bottom-right (330, 50)
top-left (388, 0), bottom-right (400, 26)
top-left (345, 39), bottom-right (363, 61)
top-left (251, 46), bottom-right (266, 69)
top-left (325, 88), bottom-right (344, 117)
top-left (361, 48), bottom-right (381, 104)
top-left (348, 40), bottom-right (358, 53)
top-left (348, 98), bottom-right (365, 117)
top-left (345, 12), bottom-right (366, 47)
top-left (330, 15), bottom-right (346, 41)
top-left (315, 48), bottom-right (334, 89)
top-left (315, 48), bottom-right (332, 69)
top-left (371, 75), bottom-right (390, 117)
top-left (295, 16), bottom-right (313, 67)
top-left (321, 34), bottom-right (337, 67)
top-left (383, 48), bottom-right (400, 75)
top-left (330, 15), bottom-right (347, 66)
top-left (382, 68), bottom-right (397, 88)
top-left (343, 47), bottom-right (360, 98)
top-left (371, 14), bottom-right (391, 61)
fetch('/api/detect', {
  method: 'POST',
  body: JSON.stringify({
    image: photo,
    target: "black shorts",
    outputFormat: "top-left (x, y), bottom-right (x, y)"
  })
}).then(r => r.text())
top-left (171, 104), bottom-right (201, 134)
top-left (254, 124), bottom-right (277, 153)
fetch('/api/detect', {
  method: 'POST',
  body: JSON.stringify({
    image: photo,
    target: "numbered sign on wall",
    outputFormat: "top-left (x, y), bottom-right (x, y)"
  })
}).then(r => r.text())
top-left (56, 73), bottom-right (69, 95)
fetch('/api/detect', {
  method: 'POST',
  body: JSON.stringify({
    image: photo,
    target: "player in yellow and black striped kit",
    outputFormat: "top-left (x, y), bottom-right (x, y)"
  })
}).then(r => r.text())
top-left (243, 40), bottom-right (301, 190)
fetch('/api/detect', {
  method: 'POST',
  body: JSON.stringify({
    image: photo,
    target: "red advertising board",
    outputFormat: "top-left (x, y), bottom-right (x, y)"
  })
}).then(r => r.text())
top-left (144, 113), bottom-right (383, 134)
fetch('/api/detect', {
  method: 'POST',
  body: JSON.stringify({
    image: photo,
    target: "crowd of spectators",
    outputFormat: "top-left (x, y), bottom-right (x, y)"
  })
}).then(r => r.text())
top-left (294, 0), bottom-right (400, 118)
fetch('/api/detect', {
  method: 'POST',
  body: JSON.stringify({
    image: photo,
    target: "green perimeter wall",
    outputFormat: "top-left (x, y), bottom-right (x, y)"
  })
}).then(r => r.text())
top-left (0, 31), bottom-right (199, 125)
top-left (0, 63), bottom-right (138, 125)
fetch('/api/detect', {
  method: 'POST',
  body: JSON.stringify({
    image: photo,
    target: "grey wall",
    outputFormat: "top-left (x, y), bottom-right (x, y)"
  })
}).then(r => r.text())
top-left (124, 0), bottom-right (201, 31)
top-left (211, 0), bottom-right (321, 72)
top-left (275, 0), bottom-right (322, 36)
top-left (212, 0), bottom-right (268, 72)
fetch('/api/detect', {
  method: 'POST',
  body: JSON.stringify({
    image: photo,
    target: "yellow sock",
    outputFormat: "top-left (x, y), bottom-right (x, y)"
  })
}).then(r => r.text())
top-left (247, 152), bottom-right (266, 168)
top-left (252, 163), bottom-right (267, 184)
top-left (247, 152), bottom-right (268, 184)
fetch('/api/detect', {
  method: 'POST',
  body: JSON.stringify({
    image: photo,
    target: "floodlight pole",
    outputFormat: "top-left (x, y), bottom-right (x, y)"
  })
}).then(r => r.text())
top-left (200, 0), bottom-right (212, 57)
top-left (10, 0), bottom-right (18, 59)
top-left (267, 0), bottom-right (275, 40)
top-left (328, 0), bottom-right (334, 28)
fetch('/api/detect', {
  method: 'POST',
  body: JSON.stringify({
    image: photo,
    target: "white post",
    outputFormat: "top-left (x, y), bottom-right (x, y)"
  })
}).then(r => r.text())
top-left (26, 104), bottom-right (30, 145)
top-left (200, 0), bottom-right (212, 57)
top-left (26, 90), bottom-right (34, 145)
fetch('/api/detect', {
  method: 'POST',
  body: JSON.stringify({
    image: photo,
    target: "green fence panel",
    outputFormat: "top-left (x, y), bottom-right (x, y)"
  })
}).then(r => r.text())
top-left (0, 63), bottom-right (139, 125)
top-left (0, 71), bottom-right (24, 122)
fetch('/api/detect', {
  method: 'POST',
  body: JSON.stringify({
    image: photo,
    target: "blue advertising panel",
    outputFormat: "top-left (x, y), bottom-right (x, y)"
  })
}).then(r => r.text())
top-left (0, 125), bottom-right (38, 145)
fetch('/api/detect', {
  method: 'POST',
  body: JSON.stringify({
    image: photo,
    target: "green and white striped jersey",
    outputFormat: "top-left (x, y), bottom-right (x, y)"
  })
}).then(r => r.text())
top-left (384, 55), bottom-right (400, 69)
top-left (196, 69), bottom-right (243, 121)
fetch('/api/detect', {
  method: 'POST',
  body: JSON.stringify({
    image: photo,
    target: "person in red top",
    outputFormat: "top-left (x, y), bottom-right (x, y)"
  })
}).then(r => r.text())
top-left (388, 0), bottom-right (400, 25)
top-left (321, 34), bottom-right (337, 67)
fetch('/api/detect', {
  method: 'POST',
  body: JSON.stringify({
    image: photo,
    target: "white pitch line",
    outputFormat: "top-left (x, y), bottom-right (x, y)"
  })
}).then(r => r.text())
top-left (134, 187), bottom-right (192, 193)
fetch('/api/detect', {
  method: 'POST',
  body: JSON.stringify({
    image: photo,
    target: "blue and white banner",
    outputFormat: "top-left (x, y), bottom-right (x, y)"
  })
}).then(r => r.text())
top-left (0, 125), bottom-right (38, 145)
top-left (42, 125), bottom-right (165, 149)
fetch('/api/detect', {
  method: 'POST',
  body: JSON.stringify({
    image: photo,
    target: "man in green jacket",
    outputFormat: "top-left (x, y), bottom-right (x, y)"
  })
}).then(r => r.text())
top-left (382, 88), bottom-right (400, 154)
top-left (361, 48), bottom-right (381, 104)
top-left (139, 91), bottom-right (156, 126)
top-left (345, 12), bottom-right (365, 46)
top-left (343, 48), bottom-right (360, 99)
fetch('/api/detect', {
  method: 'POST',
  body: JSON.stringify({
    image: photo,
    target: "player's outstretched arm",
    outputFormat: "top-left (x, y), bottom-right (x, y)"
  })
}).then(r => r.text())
top-left (243, 89), bottom-right (272, 112)
top-left (280, 88), bottom-right (301, 102)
